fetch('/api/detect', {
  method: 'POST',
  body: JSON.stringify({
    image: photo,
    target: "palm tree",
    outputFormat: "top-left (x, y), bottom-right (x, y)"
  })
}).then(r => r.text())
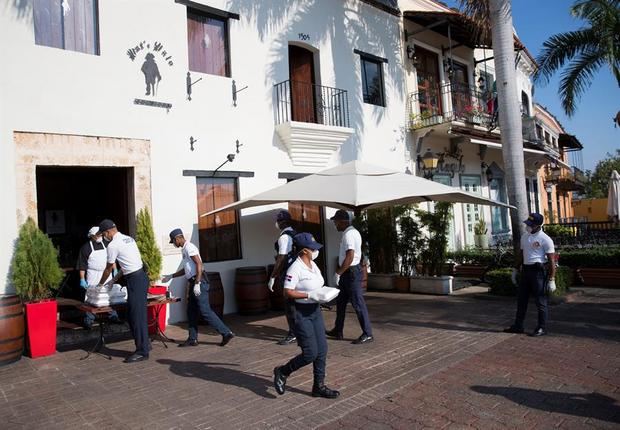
top-left (459, 0), bottom-right (529, 253)
top-left (534, 0), bottom-right (620, 117)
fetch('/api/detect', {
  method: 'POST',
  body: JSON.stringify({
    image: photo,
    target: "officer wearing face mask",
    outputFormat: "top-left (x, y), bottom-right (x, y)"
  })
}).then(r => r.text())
top-left (504, 213), bottom-right (556, 337)
top-left (273, 233), bottom-right (339, 399)
top-left (76, 226), bottom-right (120, 328)
top-left (268, 210), bottom-right (298, 345)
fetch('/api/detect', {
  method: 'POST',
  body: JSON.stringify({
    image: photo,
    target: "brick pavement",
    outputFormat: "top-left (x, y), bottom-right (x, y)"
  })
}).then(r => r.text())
top-left (0, 287), bottom-right (617, 429)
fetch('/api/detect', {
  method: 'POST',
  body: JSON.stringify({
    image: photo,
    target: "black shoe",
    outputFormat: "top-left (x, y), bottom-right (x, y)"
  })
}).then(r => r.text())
top-left (503, 326), bottom-right (524, 334)
top-left (277, 334), bottom-right (297, 345)
top-left (352, 334), bottom-right (373, 345)
top-left (325, 329), bottom-right (343, 340)
top-left (273, 366), bottom-right (288, 395)
top-left (123, 353), bottom-right (149, 363)
top-left (178, 338), bottom-right (198, 347)
top-left (312, 385), bottom-right (340, 399)
top-left (529, 328), bottom-right (547, 337)
top-left (220, 332), bottom-right (234, 347)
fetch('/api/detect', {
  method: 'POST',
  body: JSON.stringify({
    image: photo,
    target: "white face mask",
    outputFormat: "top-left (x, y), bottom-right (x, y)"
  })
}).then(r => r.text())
top-left (526, 226), bottom-right (533, 234)
top-left (95, 237), bottom-right (103, 243)
top-left (275, 222), bottom-right (280, 230)
top-left (311, 250), bottom-right (319, 260)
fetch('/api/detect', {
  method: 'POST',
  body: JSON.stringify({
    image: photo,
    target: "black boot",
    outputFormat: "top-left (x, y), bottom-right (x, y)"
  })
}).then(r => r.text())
top-left (312, 384), bottom-right (340, 399)
top-left (273, 366), bottom-right (288, 395)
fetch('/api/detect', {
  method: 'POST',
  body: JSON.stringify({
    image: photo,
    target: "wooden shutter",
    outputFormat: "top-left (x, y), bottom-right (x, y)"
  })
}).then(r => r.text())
top-left (187, 11), bottom-right (229, 76)
top-left (197, 178), bottom-right (240, 262)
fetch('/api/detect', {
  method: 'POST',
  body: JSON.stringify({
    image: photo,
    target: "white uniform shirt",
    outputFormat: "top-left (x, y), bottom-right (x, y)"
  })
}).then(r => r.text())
top-left (284, 257), bottom-right (324, 303)
top-left (339, 226), bottom-right (362, 266)
top-left (182, 241), bottom-right (201, 280)
top-left (106, 232), bottom-right (143, 275)
top-left (521, 229), bottom-right (555, 264)
top-left (277, 227), bottom-right (294, 255)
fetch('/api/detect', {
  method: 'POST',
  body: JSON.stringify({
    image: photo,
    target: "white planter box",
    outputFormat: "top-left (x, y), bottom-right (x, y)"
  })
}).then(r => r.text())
top-left (367, 273), bottom-right (396, 291)
top-left (409, 276), bottom-right (453, 295)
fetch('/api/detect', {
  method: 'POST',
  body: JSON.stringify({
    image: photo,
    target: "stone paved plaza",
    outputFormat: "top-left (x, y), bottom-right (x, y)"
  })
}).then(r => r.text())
top-left (0, 287), bottom-right (618, 429)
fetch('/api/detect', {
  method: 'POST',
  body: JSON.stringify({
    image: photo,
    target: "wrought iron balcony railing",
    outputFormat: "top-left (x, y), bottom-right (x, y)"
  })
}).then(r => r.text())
top-left (408, 82), bottom-right (494, 130)
top-left (545, 166), bottom-right (587, 192)
top-left (274, 80), bottom-right (350, 128)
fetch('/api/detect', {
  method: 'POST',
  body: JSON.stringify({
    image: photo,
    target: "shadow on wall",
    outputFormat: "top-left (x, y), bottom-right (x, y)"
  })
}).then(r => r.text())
top-left (227, 0), bottom-right (405, 163)
top-left (6, 0), bottom-right (32, 21)
top-left (471, 386), bottom-right (620, 424)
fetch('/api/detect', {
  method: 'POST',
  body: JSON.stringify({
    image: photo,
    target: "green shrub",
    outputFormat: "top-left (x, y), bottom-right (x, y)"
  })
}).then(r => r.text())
top-left (135, 208), bottom-right (162, 283)
top-left (11, 218), bottom-right (64, 302)
top-left (557, 247), bottom-right (620, 268)
top-left (447, 249), bottom-right (515, 266)
top-left (487, 266), bottom-right (573, 297)
top-left (543, 224), bottom-right (573, 237)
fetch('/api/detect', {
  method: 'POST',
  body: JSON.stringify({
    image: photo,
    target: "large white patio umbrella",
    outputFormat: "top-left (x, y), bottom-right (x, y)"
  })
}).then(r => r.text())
top-left (607, 170), bottom-right (620, 221)
top-left (202, 160), bottom-right (513, 217)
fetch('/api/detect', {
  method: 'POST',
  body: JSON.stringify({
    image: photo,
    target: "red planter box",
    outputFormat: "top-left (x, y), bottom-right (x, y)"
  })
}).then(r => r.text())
top-left (24, 299), bottom-right (57, 358)
top-left (147, 286), bottom-right (167, 334)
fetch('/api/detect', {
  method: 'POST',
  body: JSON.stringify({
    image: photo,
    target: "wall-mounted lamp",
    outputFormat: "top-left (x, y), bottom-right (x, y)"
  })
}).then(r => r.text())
top-left (481, 162), bottom-right (493, 183)
top-left (406, 45), bottom-right (419, 68)
top-left (417, 148), bottom-right (439, 179)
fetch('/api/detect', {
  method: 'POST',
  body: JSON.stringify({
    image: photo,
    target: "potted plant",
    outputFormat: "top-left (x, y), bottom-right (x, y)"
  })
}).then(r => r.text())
top-left (366, 208), bottom-right (399, 290)
top-left (395, 208), bottom-right (422, 292)
top-left (135, 208), bottom-right (165, 334)
top-left (473, 218), bottom-right (489, 249)
top-left (11, 218), bottom-right (64, 358)
top-left (464, 105), bottom-right (486, 125)
top-left (410, 202), bottom-right (454, 295)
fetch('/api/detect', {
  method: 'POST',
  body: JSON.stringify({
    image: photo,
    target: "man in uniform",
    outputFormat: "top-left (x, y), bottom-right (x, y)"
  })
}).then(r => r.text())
top-left (505, 213), bottom-right (556, 337)
top-left (96, 219), bottom-right (151, 363)
top-left (325, 210), bottom-right (373, 344)
top-left (162, 229), bottom-right (234, 347)
top-left (77, 226), bottom-right (119, 328)
top-left (268, 210), bottom-right (297, 345)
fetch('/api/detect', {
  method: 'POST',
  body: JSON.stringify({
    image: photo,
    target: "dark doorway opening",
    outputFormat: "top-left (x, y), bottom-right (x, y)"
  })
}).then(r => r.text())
top-left (36, 166), bottom-right (133, 272)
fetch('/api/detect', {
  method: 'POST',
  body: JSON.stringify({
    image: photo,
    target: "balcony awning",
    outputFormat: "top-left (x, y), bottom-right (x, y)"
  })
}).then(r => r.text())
top-left (559, 133), bottom-right (583, 150)
top-left (403, 10), bottom-right (488, 48)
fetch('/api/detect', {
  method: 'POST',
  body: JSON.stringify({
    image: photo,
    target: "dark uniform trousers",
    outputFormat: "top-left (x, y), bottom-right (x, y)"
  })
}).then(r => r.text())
top-left (125, 269), bottom-right (151, 356)
top-left (282, 303), bottom-right (327, 386)
top-left (187, 276), bottom-right (231, 339)
top-left (515, 263), bottom-right (549, 330)
top-left (334, 265), bottom-right (373, 336)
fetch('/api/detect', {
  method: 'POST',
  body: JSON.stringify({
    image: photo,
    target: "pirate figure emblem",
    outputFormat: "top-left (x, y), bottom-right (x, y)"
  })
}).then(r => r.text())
top-left (141, 53), bottom-right (161, 96)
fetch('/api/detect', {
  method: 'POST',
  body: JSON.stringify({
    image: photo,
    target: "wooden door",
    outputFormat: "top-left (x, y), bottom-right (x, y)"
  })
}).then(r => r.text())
top-left (450, 62), bottom-right (470, 119)
top-left (415, 46), bottom-right (441, 117)
top-left (289, 45), bottom-right (316, 123)
top-left (288, 202), bottom-right (326, 277)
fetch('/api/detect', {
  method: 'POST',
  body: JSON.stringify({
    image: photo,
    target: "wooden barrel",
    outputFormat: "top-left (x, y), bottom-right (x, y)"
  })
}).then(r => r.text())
top-left (206, 272), bottom-right (225, 319)
top-left (235, 266), bottom-right (269, 315)
top-left (267, 264), bottom-right (285, 311)
top-left (0, 295), bottom-right (25, 366)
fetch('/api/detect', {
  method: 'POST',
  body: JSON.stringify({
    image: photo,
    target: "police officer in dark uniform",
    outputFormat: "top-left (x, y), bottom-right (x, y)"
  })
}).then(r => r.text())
top-left (267, 210), bottom-right (297, 345)
top-left (326, 210), bottom-right (373, 344)
top-left (273, 233), bottom-right (339, 398)
top-left (504, 213), bottom-right (556, 337)
top-left (96, 219), bottom-right (151, 363)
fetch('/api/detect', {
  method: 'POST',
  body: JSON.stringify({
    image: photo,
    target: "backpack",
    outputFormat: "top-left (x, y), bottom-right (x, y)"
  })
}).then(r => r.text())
top-left (274, 229), bottom-right (297, 274)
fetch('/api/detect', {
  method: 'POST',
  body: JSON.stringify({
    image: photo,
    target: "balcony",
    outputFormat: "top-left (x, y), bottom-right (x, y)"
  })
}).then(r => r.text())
top-left (545, 166), bottom-right (586, 192)
top-left (408, 82), bottom-right (494, 131)
top-left (522, 116), bottom-right (561, 158)
top-left (274, 80), bottom-right (354, 167)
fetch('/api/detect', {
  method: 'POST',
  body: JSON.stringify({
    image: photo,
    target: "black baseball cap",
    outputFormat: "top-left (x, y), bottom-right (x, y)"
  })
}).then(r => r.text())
top-left (97, 219), bottom-right (116, 234)
top-left (293, 232), bottom-right (323, 250)
top-left (276, 210), bottom-right (292, 222)
top-left (169, 228), bottom-right (183, 243)
top-left (330, 209), bottom-right (350, 221)
top-left (524, 213), bottom-right (544, 227)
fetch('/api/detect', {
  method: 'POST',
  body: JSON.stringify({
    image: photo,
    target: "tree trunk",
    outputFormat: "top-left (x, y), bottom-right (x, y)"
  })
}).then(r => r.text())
top-left (489, 0), bottom-right (528, 254)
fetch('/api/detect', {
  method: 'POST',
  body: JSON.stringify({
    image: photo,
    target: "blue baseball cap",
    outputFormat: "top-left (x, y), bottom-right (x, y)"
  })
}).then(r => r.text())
top-left (293, 232), bottom-right (323, 250)
top-left (169, 228), bottom-right (184, 243)
top-left (524, 213), bottom-right (544, 227)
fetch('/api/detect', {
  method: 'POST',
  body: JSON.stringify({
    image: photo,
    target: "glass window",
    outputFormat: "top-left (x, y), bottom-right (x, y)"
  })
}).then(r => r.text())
top-left (361, 56), bottom-right (385, 106)
top-left (196, 177), bottom-right (241, 262)
top-left (33, 0), bottom-right (99, 55)
top-left (490, 178), bottom-right (509, 233)
top-left (187, 10), bottom-right (230, 77)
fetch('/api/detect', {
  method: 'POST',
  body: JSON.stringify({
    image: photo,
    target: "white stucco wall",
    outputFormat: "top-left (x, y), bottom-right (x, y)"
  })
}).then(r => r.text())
top-left (0, 0), bottom-right (406, 321)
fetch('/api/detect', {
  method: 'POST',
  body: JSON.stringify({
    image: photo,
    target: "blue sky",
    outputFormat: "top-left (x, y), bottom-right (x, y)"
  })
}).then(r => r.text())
top-left (446, 0), bottom-right (619, 171)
